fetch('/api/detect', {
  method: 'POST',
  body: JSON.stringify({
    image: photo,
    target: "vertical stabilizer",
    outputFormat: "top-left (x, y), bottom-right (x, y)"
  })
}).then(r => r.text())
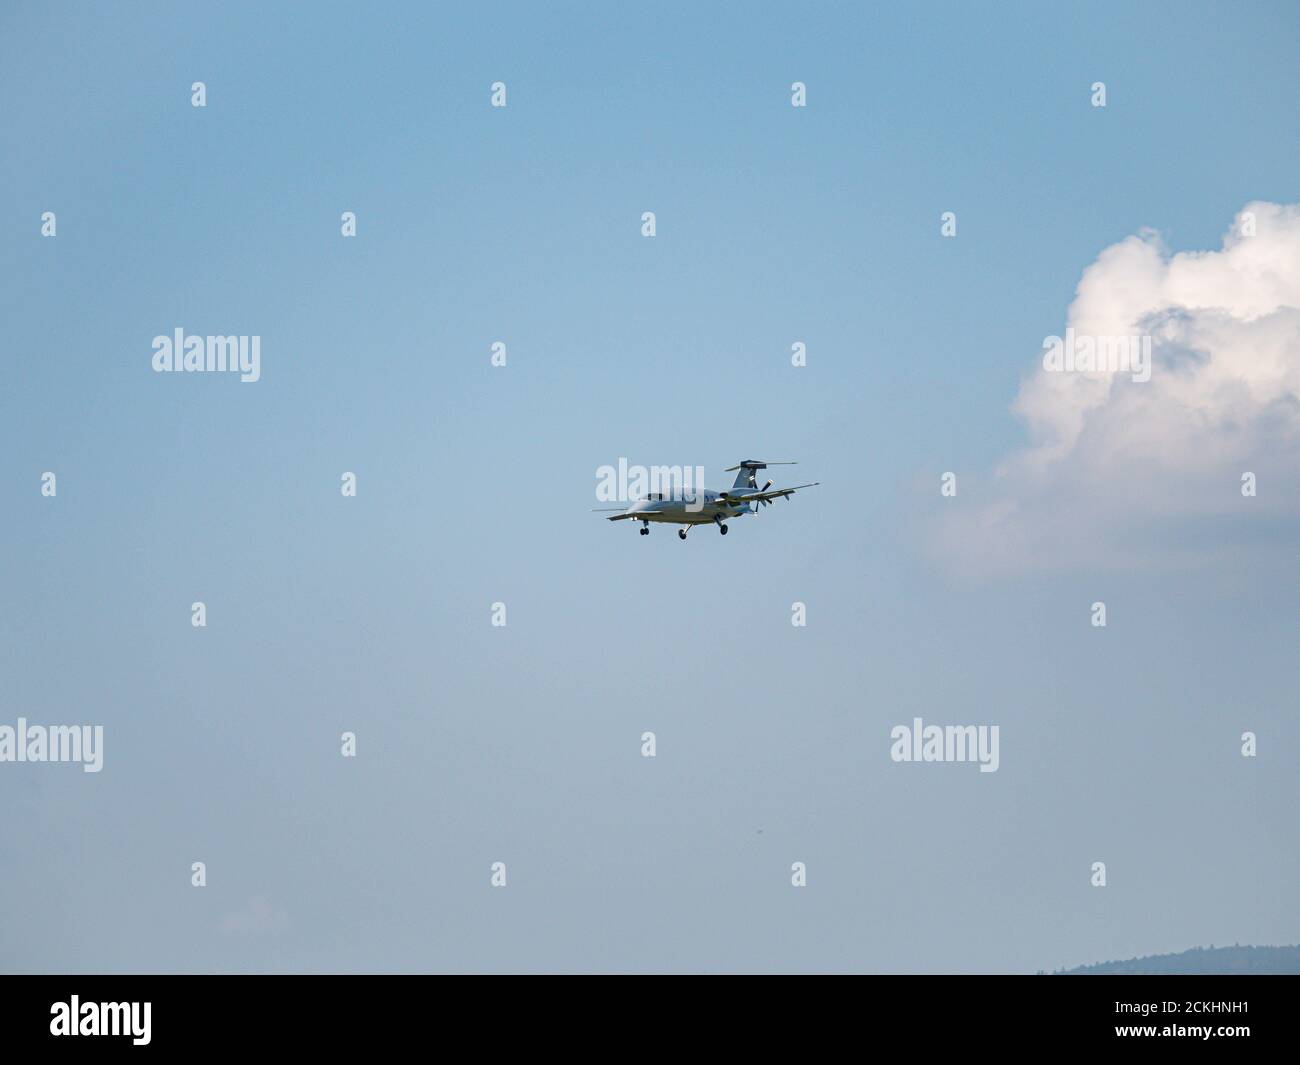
top-left (724, 460), bottom-right (796, 491)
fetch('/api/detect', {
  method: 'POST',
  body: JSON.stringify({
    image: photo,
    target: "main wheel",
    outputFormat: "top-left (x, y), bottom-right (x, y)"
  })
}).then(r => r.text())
top-left (720, 524), bottom-right (728, 535)
top-left (678, 529), bottom-right (687, 540)
top-left (640, 526), bottom-right (648, 535)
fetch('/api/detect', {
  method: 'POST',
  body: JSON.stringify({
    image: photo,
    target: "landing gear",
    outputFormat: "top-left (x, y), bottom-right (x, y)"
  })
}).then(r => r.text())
top-left (640, 524), bottom-right (649, 536)
top-left (719, 524), bottom-right (728, 535)
top-left (713, 515), bottom-right (729, 536)
top-left (678, 529), bottom-right (688, 541)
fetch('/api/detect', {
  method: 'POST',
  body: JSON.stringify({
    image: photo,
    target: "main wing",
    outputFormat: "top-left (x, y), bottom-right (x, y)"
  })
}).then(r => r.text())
top-left (592, 508), bottom-right (667, 521)
top-left (718, 481), bottom-right (819, 504)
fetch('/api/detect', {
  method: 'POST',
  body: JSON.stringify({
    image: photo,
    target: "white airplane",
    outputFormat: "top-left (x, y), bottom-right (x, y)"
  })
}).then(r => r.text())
top-left (594, 460), bottom-right (819, 540)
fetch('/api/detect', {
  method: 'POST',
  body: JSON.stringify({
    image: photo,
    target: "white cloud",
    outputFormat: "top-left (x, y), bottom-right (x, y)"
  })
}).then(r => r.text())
top-left (934, 202), bottom-right (1300, 575)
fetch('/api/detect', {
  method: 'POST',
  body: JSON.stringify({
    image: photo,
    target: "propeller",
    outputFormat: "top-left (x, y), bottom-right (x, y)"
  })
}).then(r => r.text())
top-left (720, 462), bottom-right (798, 511)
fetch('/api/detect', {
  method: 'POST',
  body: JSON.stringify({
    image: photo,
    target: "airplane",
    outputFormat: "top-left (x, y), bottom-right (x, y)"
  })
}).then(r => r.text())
top-left (593, 460), bottom-right (819, 540)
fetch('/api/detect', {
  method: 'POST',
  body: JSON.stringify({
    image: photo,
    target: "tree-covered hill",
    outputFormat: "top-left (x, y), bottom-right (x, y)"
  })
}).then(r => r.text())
top-left (1057, 945), bottom-right (1300, 975)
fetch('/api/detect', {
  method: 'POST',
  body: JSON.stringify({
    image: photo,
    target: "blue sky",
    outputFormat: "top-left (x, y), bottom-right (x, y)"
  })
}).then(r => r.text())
top-left (1, 1), bottom-right (1296, 972)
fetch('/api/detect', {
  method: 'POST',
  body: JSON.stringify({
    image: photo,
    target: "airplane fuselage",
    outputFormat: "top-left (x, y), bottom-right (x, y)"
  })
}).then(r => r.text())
top-left (625, 489), bottom-right (749, 525)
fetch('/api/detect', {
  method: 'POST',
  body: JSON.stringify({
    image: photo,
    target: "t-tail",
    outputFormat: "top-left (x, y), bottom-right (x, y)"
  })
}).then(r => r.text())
top-left (724, 459), bottom-right (797, 491)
